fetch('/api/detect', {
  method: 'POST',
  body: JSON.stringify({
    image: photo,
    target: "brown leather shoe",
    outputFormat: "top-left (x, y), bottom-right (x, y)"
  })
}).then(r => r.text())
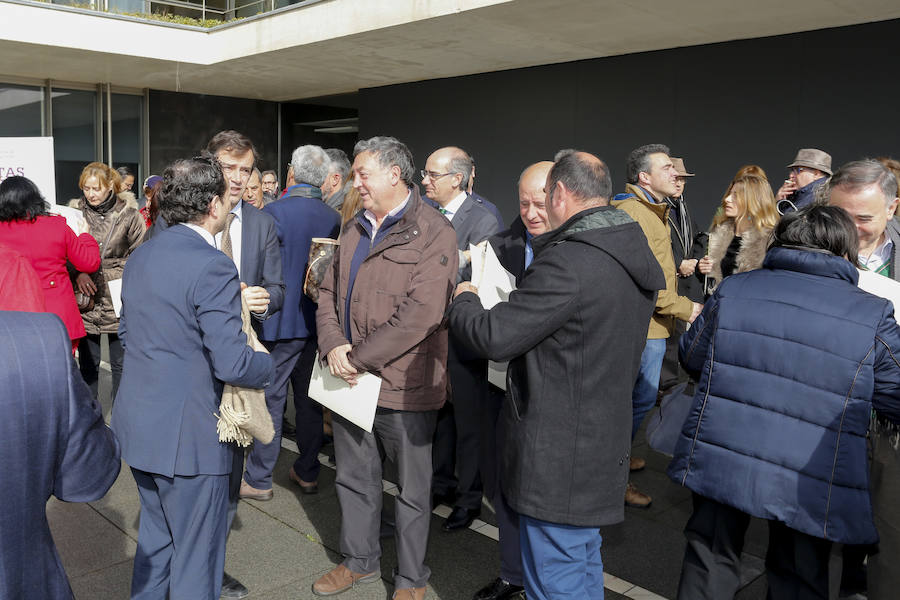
top-left (625, 481), bottom-right (651, 508)
top-left (392, 587), bottom-right (426, 600)
top-left (629, 456), bottom-right (646, 471)
top-left (289, 466), bottom-right (318, 495)
top-left (311, 564), bottom-right (379, 596)
top-left (239, 480), bottom-right (273, 501)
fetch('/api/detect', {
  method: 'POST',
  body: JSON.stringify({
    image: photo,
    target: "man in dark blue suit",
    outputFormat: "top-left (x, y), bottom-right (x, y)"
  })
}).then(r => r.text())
top-left (205, 130), bottom-right (285, 598)
top-left (111, 156), bottom-right (273, 600)
top-left (239, 145), bottom-right (341, 500)
top-left (423, 146), bottom-right (501, 532)
top-left (0, 311), bottom-right (120, 600)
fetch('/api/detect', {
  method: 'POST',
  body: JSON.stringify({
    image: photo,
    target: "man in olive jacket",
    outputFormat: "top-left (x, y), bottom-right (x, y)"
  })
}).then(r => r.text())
top-left (611, 143), bottom-right (702, 508)
top-left (314, 136), bottom-right (458, 600)
top-left (448, 151), bottom-right (664, 600)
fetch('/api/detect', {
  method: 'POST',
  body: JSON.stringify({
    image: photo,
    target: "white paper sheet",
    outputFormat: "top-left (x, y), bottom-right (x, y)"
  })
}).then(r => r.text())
top-left (858, 268), bottom-right (900, 323)
top-left (107, 278), bottom-right (123, 318)
top-left (469, 242), bottom-right (516, 310)
top-left (308, 352), bottom-right (382, 432)
top-left (469, 242), bottom-right (517, 389)
top-left (46, 203), bottom-right (86, 235)
top-left (488, 360), bottom-right (508, 390)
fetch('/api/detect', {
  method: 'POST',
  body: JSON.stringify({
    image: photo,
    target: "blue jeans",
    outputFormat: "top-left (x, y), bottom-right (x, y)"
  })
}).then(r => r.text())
top-left (520, 515), bottom-right (604, 600)
top-left (632, 338), bottom-right (666, 440)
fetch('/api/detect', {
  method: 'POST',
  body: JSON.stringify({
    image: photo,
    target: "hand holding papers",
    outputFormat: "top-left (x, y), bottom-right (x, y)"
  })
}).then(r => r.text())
top-left (468, 242), bottom-right (517, 389)
top-left (46, 203), bottom-right (87, 235)
top-left (308, 352), bottom-right (382, 432)
top-left (858, 268), bottom-right (900, 323)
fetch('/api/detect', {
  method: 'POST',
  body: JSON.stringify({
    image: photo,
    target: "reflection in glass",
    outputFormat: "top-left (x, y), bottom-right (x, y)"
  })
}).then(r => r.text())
top-left (0, 84), bottom-right (43, 137)
top-left (53, 89), bottom-right (97, 205)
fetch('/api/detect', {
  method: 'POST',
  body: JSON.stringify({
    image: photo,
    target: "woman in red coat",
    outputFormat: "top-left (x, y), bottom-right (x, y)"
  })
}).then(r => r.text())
top-left (0, 176), bottom-right (100, 352)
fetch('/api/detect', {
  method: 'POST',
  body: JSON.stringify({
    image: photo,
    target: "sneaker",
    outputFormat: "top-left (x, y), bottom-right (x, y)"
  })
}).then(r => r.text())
top-left (312, 564), bottom-right (379, 596)
top-left (625, 481), bottom-right (652, 508)
top-left (629, 456), bottom-right (646, 471)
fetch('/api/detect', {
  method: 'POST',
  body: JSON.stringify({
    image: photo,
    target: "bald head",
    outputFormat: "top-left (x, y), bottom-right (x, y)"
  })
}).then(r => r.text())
top-left (422, 146), bottom-right (473, 206)
top-left (545, 150), bottom-right (612, 229)
top-left (518, 161), bottom-right (554, 236)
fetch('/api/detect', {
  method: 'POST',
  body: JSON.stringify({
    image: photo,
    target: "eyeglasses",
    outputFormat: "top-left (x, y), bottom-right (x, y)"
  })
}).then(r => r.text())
top-left (791, 166), bottom-right (810, 174)
top-left (420, 170), bottom-right (453, 181)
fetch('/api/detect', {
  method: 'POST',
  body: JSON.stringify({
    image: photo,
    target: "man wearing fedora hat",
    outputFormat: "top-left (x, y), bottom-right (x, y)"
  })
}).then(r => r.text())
top-left (775, 148), bottom-right (832, 214)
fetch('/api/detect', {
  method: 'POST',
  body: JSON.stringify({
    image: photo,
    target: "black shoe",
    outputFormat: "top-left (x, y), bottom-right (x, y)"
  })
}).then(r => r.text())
top-left (220, 572), bottom-right (249, 599)
top-left (431, 490), bottom-right (456, 509)
top-left (442, 506), bottom-right (480, 532)
top-left (473, 578), bottom-right (525, 600)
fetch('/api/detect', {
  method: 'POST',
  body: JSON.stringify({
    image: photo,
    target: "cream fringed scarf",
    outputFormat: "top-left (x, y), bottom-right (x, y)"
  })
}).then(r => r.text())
top-left (216, 294), bottom-right (274, 447)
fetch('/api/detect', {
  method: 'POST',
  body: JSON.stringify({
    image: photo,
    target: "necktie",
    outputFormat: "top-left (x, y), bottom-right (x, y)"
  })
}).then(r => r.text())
top-left (221, 212), bottom-right (236, 259)
top-left (439, 207), bottom-right (452, 218)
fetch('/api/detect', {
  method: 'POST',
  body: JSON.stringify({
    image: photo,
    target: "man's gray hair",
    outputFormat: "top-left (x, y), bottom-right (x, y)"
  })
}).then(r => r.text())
top-left (447, 148), bottom-right (474, 193)
top-left (290, 145), bottom-right (330, 187)
top-left (353, 136), bottom-right (416, 187)
top-left (824, 159), bottom-right (899, 207)
top-left (626, 143), bottom-right (671, 185)
top-left (325, 148), bottom-right (351, 181)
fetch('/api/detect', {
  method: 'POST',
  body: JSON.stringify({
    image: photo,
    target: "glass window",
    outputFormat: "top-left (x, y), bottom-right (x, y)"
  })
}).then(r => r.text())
top-left (104, 93), bottom-right (143, 202)
top-left (0, 84), bottom-right (43, 137)
top-left (52, 88), bottom-right (97, 205)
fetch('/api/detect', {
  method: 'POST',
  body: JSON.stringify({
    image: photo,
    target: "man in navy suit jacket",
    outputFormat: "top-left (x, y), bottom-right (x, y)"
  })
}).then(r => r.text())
top-left (112, 156), bottom-right (273, 600)
top-left (238, 145), bottom-right (341, 500)
top-left (0, 311), bottom-right (120, 600)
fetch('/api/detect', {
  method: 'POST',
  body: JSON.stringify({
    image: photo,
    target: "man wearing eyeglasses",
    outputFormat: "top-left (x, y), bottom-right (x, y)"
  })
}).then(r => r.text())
top-left (775, 148), bottom-right (832, 215)
top-left (422, 146), bottom-right (501, 533)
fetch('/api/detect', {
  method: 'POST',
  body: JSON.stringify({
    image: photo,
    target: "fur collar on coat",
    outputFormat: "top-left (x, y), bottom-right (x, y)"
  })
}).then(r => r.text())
top-left (706, 220), bottom-right (772, 291)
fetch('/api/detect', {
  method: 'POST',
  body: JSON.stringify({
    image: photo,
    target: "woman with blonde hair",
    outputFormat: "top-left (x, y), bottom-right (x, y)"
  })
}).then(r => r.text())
top-left (698, 174), bottom-right (779, 292)
top-left (73, 161), bottom-right (145, 404)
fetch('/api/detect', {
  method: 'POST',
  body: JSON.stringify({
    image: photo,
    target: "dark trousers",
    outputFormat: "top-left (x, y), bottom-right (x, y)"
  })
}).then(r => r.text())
top-left (244, 338), bottom-right (321, 489)
top-left (432, 347), bottom-right (486, 510)
top-left (333, 409), bottom-right (438, 589)
top-left (868, 425), bottom-right (900, 599)
top-left (78, 332), bottom-right (123, 403)
top-left (483, 386), bottom-right (523, 585)
top-left (131, 467), bottom-right (230, 600)
top-left (677, 493), bottom-right (832, 600)
top-left (660, 320), bottom-right (688, 393)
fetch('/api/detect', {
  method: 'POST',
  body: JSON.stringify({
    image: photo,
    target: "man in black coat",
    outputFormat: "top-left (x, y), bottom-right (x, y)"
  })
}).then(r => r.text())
top-left (470, 160), bottom-right (553, 600)
top-left (448, 150), bottom-right (664, 600)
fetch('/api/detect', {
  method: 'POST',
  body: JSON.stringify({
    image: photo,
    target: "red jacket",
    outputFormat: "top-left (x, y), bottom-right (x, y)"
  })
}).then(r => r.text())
top-left (0, 243), bottom-right (45, 312)
top-left (0, 216), bottom-right (100, 340)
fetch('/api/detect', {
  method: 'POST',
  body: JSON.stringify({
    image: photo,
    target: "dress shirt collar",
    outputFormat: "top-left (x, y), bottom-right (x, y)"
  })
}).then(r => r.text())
top-left (182, 223), bottom-right (216, 247)
top-left (364, 191), bottom-right (411, 237)
top-left (438, 191), bottom-right (468, 221)
top-left (859, 233), bottom-right (894, 271)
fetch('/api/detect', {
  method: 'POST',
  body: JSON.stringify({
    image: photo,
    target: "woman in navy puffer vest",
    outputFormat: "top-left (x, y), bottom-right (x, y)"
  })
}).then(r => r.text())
top-left (668, 206), bottom-right (900, 600)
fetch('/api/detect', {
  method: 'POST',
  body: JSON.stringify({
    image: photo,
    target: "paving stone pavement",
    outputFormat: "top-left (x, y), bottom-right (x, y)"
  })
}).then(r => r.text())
top-left (54, 356), bottom-right (821, 599)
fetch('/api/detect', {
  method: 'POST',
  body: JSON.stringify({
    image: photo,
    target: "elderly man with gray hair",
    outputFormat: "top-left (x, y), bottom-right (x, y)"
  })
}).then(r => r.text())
top-left (313, 136), bottom-right (458, 600)
top-left (826, 159), bottom-right (900, 599)
top-left (238, 144), bottom-right (341, 502)
top-left (322, 148), bottom-right (352, 211)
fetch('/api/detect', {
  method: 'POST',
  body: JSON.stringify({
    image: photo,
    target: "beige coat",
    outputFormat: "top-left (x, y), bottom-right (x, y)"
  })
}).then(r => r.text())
top-left (612, 184), bottom-right (694, 339)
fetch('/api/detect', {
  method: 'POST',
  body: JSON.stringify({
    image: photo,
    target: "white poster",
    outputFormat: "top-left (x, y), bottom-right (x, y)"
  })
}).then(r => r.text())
top-left (0, 136), bottom-right (56, 203)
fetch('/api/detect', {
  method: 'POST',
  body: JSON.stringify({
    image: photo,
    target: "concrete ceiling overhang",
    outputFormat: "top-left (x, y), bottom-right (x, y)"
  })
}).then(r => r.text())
top-left (1, 0), bottom-right (899, 102)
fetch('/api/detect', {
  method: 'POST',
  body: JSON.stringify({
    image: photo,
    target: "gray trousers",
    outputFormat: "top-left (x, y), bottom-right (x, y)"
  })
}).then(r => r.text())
top-left (332, 408), bottom-right (438, 589)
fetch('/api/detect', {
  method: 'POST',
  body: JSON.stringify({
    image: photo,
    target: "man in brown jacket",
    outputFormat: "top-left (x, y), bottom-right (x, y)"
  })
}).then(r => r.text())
top-left (611, 144), bottom-right (702, 508)
top-left (313, 136), bottom-right (459, 600)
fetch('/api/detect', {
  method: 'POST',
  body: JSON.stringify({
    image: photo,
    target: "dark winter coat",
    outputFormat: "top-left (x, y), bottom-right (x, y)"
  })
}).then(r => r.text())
top-left (669, 247), bottom-right (900, 544)
top-left (449, 206), bottom-right (665, 526)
